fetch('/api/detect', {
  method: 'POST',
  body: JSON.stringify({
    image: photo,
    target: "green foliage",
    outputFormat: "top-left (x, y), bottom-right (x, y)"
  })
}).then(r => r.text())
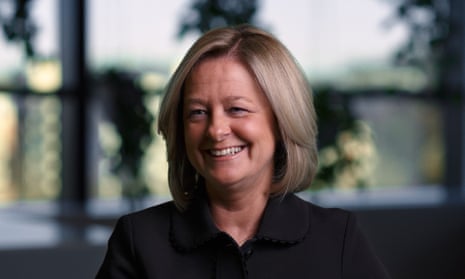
top-left (178, 0), bottom-right (259, 37)
top-left (312, 89), bottom-right (378, 190)
top-left (313, 120), bottom-right (378, 190)
top-left (99, 69), bottom-right (154, 199)
top-left (383, 0), bottom-right (450, 88)
top-left (0, 0), bottom-right (36, 57)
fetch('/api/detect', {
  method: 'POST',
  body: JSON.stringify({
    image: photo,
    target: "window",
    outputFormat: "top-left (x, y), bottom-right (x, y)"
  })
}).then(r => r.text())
top-left (87, 0), bottom-right (445, 204)
top-left (0, 0), bottom-right (458, 206)
top-left (0, 0), bottom-right (61, 203)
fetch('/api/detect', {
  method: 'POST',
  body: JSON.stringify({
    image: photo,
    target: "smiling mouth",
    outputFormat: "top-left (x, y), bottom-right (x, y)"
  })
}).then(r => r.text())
top-left (209, 146), bottom-right (244, 157)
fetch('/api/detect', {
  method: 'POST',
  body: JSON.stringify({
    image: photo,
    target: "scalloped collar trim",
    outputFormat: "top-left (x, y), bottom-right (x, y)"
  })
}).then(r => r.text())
top-left (169, 193), bottom-right (311, 251)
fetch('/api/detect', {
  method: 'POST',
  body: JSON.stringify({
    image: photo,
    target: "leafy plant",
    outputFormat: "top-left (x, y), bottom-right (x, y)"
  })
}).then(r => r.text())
top-left (98, 70), bottom-right (154, 205)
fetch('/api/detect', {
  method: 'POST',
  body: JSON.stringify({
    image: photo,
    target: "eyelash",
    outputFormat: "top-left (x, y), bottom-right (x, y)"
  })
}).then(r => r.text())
top-left (188, 109), bottom-right (206, 117)
top-left (229, 107), bottom-right (246, 113)
top-left (186, 106), bottom-right (248, 119)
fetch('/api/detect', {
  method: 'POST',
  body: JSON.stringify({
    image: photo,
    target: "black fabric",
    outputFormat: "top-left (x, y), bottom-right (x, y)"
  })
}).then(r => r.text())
top-left (96, 194), bottom-right (390, 278)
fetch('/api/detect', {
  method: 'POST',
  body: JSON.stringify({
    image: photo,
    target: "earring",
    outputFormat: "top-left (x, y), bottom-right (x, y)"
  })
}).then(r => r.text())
top-left (183, 172), bottom-right (199, 197)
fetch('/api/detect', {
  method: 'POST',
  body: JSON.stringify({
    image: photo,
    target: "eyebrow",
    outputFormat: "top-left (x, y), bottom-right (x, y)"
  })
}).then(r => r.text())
top-left (224, 96), bottom-right (253, 103)
top-left (184, 95), bottom-right (254, 105)
top-left (184, 97), bottom-right (205, 106)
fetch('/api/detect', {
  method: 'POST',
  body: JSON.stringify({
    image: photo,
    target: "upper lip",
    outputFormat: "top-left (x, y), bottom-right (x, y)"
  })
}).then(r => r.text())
top-left (207, 145), bottom-right (244, 151)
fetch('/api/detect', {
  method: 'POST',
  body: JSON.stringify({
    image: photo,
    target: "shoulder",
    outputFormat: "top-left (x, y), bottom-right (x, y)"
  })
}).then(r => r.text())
top-left (288, 195), bottom-right (391, 277)
top-left (105, 200), bottom-right (180, 255)
top-left (116, 200), bottom-right (176, 233)
top-left (96, 201), bottom-right (179, 278)
top-left (264, 193), bottom-right (354, 242)
top-left (124, 200), bottom-right (175, 219)
top-left (289, 193), bottom-right (352, 223)
top-left (308, 199), bottom-right (352, 225)
top-left (288, 194), bottom-right (354, 236)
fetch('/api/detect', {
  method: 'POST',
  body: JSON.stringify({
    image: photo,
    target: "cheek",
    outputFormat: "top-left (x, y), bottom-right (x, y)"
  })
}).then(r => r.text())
top-left (184, 124), bottom-right (204, 152)
top-left (239, 119), bottom-right (277, 144)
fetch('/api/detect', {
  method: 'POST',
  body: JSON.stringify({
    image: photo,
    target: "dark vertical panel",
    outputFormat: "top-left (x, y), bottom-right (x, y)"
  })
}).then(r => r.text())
top-left (443, 0), bottom-right (465, 199)
top-left (59, 0), bottom-right (88, 211)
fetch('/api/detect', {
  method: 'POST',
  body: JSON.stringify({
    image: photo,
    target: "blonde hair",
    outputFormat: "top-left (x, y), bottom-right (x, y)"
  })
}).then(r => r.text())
top-left (158, 25), bottom-right (318, 210)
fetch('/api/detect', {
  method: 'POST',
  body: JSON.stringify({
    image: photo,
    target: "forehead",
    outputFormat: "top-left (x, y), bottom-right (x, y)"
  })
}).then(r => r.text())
top-left (185, 57), bottom-right (262, 97)
top-left (189, 57), bottom-right (251, 81)
top-left (182, 57), bottom-right (278, 120)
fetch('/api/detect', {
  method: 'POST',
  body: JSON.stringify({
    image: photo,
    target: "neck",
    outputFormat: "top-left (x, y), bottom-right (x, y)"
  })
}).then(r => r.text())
top-left (207, 186), bottom-right (269, 246)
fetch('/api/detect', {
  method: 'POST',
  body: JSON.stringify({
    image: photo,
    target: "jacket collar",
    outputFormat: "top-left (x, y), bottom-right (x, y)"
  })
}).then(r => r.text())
top-left (170, 192), bottom-right (311, 251)
top-left (255, 194), bottom-right (310, 243)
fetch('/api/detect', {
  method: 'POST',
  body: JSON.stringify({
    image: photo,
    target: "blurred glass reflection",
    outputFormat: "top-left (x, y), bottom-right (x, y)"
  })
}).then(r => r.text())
top-left (25, 59), bottom-right (62, 93)
top-left (352, 97), bottom-right (443, 188)
top-left (0, 94), bottom-right (18, 202)
top-left (22, 95), bottom-right (61, 199)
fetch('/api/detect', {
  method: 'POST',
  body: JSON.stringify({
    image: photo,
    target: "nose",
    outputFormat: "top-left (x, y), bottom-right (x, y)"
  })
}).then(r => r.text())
top-left (207, 111), bottom-right (231, 141)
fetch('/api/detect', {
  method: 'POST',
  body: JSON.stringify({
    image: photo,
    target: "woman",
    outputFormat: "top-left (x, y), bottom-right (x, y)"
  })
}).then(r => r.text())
top-left (96, 25), bottom-right (390, 278)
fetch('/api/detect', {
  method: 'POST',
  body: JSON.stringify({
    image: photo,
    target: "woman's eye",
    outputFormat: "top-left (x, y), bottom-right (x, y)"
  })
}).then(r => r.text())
top-left (229, 107), bottom-right (247, 114)
top-left (188, 109), bottom-right (207, 119)
top-left (192, 109), bottom-right (205, 115)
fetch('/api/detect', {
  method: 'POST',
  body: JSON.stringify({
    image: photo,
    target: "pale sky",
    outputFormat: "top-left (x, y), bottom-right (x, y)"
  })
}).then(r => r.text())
top-left (0, 0), bottom-right (407, 80)
top-left (260, 0), bottom-right (406, 73)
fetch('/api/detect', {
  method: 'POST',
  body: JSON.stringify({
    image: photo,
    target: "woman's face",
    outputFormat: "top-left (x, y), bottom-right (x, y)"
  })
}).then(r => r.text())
top-left (183, 57), bottom-right (277, 193)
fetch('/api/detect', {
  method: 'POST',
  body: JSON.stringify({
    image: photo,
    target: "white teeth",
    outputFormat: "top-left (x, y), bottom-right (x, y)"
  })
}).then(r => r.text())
top-left (210, 147), bottom-right (242, 157)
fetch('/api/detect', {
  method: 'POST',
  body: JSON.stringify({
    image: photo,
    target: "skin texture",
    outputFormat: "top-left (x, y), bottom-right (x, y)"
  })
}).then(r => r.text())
top-left (183, 57), bottom-right (278, 244)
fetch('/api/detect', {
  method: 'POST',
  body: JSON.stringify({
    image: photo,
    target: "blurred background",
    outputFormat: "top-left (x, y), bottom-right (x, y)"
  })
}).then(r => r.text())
top-left (0, 0), bottom-right (464, 278)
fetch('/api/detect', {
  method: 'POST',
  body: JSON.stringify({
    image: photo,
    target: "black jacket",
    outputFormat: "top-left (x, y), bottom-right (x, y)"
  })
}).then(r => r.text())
top-left (96, 193), bottom-right (390, 278)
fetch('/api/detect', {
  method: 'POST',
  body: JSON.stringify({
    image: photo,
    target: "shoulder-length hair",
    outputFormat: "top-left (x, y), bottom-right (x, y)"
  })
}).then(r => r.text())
top-left (158, 24), bottom-right (318, 211)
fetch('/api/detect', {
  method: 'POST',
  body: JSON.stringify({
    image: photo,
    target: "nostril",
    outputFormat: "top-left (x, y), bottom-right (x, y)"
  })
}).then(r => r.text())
top-left (208, 122), bottom-right (231, 142)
